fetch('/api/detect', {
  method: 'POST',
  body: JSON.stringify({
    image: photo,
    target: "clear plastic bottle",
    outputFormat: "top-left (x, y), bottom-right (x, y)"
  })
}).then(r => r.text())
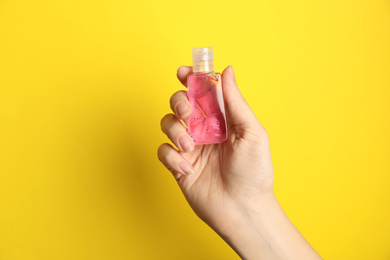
top-left (187, 47), bottom-right (228, 145)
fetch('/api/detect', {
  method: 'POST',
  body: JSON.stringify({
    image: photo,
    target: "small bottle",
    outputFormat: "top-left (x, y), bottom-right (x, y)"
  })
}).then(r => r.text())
top-left (187, 47), bottom-right (228, 145)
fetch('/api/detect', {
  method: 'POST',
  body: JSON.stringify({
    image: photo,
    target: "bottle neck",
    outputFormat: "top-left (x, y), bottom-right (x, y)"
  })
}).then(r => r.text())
top-left (193, 60), bottom-right (214, 73)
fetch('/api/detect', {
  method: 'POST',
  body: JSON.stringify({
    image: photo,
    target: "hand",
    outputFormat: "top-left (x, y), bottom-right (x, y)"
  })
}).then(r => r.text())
top-left (158, 65), bottom-right (321, 260)
top-left (158, 64), bottom-right (273, 231)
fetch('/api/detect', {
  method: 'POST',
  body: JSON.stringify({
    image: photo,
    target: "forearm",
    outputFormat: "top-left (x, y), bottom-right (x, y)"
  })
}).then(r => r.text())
top-left (220, 192), bottom-right (321, 260)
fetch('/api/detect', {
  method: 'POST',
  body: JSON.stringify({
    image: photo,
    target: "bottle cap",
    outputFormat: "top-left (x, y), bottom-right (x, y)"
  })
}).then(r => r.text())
top-left (192, 47), bottom-right (214, 73)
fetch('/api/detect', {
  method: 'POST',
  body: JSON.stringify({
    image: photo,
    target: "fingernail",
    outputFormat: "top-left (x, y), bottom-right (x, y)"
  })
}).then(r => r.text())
top-left (178, 135), bottom-right (194, 152)
top-left (229, 65), bottom-right (236, 82)
top-left (178, 161), bottom-right (194, 175)
top-left (176, 102), bottom-right (191, 119)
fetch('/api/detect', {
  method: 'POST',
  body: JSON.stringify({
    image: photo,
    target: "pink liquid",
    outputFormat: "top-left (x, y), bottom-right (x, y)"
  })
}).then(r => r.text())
top-left (187, 72), bottom-right (228, 145)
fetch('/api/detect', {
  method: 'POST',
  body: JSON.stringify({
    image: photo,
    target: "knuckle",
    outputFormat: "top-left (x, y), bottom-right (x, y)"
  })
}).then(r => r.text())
top-left (176, 66), bottom-right (183, 78)
top-left (169, 94), bottom-right (176, 108)
top-left (160, 114), bottom-right (175, 131)
top-left (176, 66), bottom-right (190, 80)
top-left (157, 143), bottom-right (170, 161)
top-left (170, 90), bottom-right (187, 109)
top-left (157, 144), bottom-right (164, 161)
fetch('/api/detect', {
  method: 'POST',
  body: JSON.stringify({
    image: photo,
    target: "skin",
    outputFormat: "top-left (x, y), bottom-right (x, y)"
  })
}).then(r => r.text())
top-left (158, 65), bottom-right (322, 260)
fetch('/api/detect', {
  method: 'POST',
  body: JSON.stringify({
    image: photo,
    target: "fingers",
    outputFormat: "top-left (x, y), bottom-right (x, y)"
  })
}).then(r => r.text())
top-left (158, 143), bottom-right (194, 180)
top-left (222, 65), bottom-right (260, 129)
top-left (170, 90), bottom-right (191, 124)
top-left (176, 66), bottom-right (193, 87)
top-left (160, 114), bottom-right (194, 153)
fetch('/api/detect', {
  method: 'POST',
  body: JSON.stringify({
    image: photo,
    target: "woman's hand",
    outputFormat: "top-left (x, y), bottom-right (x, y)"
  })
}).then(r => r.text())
top-left (158, 65), bottom-right (273, 227)
top-left (158, 65), bottom-right (321, 260)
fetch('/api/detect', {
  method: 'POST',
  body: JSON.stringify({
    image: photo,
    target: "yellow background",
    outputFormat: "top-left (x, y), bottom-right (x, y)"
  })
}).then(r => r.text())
top-left (0, 0), bottom-right (389, 259)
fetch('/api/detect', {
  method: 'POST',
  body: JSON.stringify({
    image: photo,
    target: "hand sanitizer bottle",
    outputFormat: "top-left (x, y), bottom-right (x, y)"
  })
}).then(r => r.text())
top-left (187, 47), bottom-right (228, 145)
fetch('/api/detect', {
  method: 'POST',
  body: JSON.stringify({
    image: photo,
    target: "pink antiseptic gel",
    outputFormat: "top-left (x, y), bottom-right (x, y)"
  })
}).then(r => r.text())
top-left (187, 47), bottom-right (228, 145)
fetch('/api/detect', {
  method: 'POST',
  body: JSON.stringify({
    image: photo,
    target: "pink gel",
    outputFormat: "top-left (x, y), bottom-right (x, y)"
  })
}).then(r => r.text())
top-left (187, 72), bottom-right (228, 145)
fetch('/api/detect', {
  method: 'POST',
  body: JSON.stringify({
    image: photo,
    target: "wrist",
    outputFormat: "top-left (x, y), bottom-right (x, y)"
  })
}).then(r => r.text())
top-left (218, 191), bottom-right (321, 260)
top-left (217, 191), bottom-right (281, 259)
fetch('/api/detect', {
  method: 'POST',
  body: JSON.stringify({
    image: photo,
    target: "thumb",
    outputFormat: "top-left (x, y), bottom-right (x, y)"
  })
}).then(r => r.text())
top-left (222, 65), bottom-right (259, 129)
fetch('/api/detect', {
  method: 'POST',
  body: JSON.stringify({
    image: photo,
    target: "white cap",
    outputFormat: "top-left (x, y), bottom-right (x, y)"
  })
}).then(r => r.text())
top-left (192, 47), bottom-right (214, 73)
